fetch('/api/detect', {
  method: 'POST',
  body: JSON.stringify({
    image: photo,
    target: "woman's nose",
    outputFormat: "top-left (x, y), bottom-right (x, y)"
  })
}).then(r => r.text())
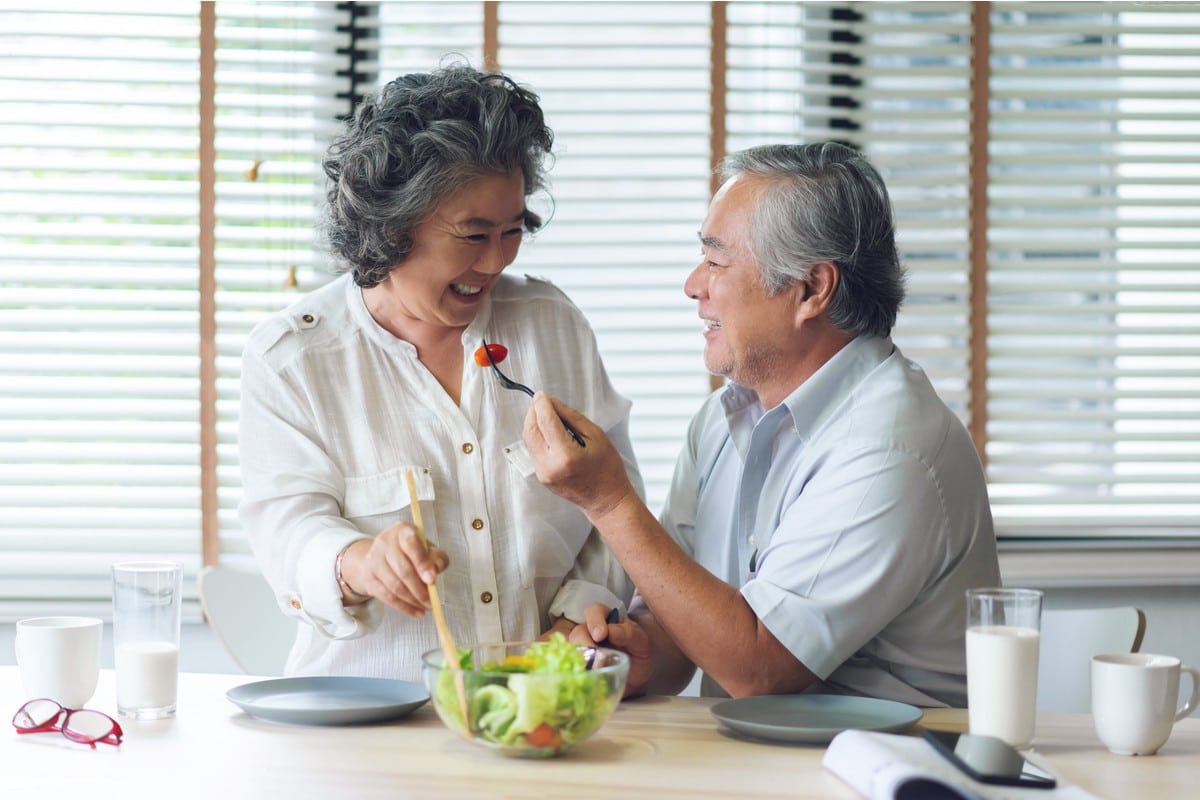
top-left (479, 238), bottom-right (510, 274)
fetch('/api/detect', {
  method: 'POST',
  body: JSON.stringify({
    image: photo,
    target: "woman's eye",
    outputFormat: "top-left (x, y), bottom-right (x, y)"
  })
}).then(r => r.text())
top-left (462, 229), bottom-right (524, 243)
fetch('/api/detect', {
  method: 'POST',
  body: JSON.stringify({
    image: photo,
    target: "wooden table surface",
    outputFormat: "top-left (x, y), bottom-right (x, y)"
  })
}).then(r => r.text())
top-left (2, 668), bottom-right (1197, 799)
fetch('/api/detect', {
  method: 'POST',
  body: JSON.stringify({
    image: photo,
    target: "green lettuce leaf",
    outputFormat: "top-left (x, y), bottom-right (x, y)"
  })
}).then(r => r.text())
top-left (452, 634), bottom-right (614, 750)
top-left (470, 684), bottom-right (517, 739)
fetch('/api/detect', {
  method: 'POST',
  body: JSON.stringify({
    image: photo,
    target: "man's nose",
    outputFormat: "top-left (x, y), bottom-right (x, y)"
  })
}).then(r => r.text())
top-left (683, 261), bottom-right (706, 299)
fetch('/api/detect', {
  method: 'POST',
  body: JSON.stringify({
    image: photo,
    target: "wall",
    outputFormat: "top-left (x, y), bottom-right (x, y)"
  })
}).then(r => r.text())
top-left (3, 621), bottom-right (240, 675)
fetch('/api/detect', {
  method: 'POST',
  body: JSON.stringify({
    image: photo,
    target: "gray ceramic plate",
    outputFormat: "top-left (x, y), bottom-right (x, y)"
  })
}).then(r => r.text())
top-left (227, 676), bottom-right (429, 726)
top-left (711, 693), bottom-right (922, 744)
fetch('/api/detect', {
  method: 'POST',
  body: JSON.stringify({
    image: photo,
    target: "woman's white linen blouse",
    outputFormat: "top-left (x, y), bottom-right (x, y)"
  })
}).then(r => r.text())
top-left (238, 272), bottom-right (640, 681)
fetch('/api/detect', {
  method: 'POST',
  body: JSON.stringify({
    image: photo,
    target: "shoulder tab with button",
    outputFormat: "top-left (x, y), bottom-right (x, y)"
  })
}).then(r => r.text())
top-left (252, 310), bottom-right (319, 369)
top-left (289, 312), bottom-right (320, 333)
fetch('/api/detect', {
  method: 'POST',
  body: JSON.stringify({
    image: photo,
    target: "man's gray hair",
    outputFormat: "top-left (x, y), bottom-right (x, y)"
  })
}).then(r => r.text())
top-left (720, 142), bottom-right (906, 338)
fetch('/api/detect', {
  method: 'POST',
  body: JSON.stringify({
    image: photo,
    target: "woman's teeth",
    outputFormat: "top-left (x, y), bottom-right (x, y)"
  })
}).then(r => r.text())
top-left (704, 319), bottom-right (721, 330)
top-left (451, 283), bottom-right (483, 296)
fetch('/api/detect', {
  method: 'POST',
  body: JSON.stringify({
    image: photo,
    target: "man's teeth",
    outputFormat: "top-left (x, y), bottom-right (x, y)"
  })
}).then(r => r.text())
top-left (704, 319), bottom-right (721, 330)
top-left (451, 283), bottom-right (483, 296)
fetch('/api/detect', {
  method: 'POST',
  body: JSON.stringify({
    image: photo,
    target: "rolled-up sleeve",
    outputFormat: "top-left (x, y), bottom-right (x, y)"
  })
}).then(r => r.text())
top-left (237, 345), bottom-right (384, 640)
top-left (541, 317), bottom-right (641, 623)
top-left (546, 404), bottom-right (641, 623)
top-left (743, 444), bottom-right (944, 679)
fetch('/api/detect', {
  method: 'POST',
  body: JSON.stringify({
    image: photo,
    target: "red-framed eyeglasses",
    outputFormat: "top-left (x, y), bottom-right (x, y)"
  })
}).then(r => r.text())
top-left (12, 698), bottom-right (124, 748)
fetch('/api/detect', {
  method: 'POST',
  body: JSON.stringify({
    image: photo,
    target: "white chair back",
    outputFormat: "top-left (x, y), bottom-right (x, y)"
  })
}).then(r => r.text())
top-left (197, 563), bottom-right (295, 676)
top-left (1036, 606), bottom-right (1145, 713)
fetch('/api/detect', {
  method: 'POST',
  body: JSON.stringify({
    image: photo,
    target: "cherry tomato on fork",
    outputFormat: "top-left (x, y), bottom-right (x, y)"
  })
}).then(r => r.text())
top-left (473, 343), bottom-right (508, 367)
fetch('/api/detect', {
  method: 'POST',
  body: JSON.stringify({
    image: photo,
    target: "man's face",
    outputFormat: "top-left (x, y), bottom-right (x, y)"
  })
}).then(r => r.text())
top-left (683, 174), bottom-right (803, 400)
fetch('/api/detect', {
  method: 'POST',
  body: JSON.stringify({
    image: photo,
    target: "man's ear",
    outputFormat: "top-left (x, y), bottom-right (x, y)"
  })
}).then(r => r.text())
top-left (795, 260), bottom-right (839, 321)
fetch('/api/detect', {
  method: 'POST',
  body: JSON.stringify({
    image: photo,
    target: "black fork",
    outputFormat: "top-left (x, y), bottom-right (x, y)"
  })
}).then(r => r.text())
top-left (481, 338), bottom-right (586, 448)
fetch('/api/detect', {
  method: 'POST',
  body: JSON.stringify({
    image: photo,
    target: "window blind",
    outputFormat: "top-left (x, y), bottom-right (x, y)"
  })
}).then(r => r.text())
top-left (726, 1), bottom-right (975, 417)
top-left (984, 2), bottom-right (1200, 536)
top-left (211, 1), bottom-right (355, 563)
top-left (4, 2), bottom-right (1200, 621)
top-left (376, 0), bottom-right (482, 73)
top-left (0, 3), bottom-right (204, 618)
top-left (0, 2), bottom-right (354, 620)
top-left (726, 1), bottom-right (1200, 540)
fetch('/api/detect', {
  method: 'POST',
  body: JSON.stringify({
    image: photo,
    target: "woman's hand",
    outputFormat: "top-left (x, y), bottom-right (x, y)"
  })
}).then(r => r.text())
top-left (338, 523), bottom-right (448, 617)
top-left (537, 616), bottom-right (576, 641)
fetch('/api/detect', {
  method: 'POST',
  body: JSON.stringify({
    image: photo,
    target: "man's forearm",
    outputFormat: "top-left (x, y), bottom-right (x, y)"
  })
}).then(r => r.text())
top-left (627, 598), bottom-right (696, 696)
top-left (589, 492), bottom-right (814, 697)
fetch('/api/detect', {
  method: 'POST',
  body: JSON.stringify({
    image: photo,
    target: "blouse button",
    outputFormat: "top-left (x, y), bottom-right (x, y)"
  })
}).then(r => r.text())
top-left (289, 598), bottom-right (301, 610)
top-left (480, 591), bottom-right (493, 604)
top-left (461, 442), bottom-right (474, 455)
top-left (301, 314), bottom-right (314, 323)
top-left (471, 518), bottom-right (484, 530)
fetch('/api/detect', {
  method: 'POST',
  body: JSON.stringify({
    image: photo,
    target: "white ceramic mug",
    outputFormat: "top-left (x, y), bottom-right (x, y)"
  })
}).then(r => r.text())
top-left (14, 616), bottom-right (104, 708)
top-left (1091, 653), bottom-right (1200, 756)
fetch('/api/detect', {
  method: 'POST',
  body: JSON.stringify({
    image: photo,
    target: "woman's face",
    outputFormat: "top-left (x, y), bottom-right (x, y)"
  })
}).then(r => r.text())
top-left (377, 169), bottom-right (528, 332)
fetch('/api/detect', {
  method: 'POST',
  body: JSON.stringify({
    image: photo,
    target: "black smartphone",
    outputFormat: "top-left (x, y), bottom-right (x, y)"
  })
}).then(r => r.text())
top-left (923, 729), bottom-right (1057, 789)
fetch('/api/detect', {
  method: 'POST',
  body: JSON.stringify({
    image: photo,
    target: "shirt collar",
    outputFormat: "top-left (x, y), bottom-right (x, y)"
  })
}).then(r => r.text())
top-left (720, 335), bottom-right (895, 448)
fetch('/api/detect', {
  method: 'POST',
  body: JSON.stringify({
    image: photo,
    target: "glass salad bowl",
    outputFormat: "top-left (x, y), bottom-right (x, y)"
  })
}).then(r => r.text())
top-left (421, 635), bottom-right (629, 757)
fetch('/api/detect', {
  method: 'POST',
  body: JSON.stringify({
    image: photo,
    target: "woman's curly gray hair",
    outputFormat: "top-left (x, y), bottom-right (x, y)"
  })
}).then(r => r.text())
top-left (322, 65), bottom-right (554, 288)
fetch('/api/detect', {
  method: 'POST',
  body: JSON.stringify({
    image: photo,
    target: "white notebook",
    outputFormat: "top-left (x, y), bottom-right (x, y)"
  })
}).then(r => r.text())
top-left (822, 729), bottom-right (1101, 800)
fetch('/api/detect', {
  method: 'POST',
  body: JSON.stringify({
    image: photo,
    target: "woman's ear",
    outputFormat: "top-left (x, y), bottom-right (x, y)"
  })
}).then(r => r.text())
top-left (795, 260), bottom-right (839, 320)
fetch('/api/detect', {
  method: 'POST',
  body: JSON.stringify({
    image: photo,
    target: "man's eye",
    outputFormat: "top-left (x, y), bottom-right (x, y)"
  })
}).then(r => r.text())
top-left (502, 227), bottom-right (525, 238)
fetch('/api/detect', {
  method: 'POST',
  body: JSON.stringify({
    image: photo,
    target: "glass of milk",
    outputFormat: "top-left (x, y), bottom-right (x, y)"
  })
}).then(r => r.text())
top-left (966, 587), bottom-right (1043, 748)
top-left (112, 561), bottom-right (183, 719)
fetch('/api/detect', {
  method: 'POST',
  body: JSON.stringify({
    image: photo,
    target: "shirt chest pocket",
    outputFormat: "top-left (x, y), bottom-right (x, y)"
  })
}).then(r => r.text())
top-left (342, 466), bottom-right (437, 539)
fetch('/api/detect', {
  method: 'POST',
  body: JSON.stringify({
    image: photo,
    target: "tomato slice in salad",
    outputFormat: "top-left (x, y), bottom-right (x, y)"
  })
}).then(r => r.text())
top-left (524, 722), bottom-right (563, 751)
top-left (473, 343), bottom-right (508, 367)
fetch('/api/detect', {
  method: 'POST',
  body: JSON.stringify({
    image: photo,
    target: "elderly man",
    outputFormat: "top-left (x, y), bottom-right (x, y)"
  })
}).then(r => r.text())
top-left (523, 142), bottom-right (1000, 706)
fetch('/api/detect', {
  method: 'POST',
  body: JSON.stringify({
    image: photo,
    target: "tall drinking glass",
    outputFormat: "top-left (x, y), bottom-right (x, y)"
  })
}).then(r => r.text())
top-left (966, 587), bottom-right (1043, 748)
top-left (111, 560), bottom-right (182, 719)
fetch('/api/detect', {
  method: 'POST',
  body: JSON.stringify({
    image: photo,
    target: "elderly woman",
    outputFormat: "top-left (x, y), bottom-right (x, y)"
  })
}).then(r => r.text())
top-left (238, 65), bottom-right (641, 681)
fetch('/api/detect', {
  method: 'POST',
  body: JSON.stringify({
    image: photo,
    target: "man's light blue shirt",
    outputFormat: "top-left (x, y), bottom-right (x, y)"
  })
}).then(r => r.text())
top-left (660, 336), bottom-right (1001, 706)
